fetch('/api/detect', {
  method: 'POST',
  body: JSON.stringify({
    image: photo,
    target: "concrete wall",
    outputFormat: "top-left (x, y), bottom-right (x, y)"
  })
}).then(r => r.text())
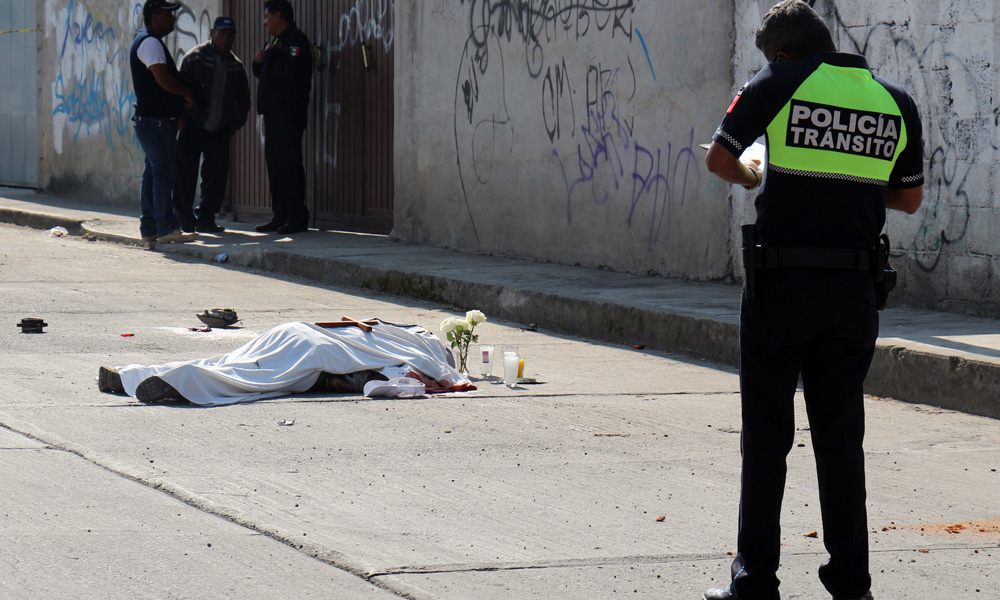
top-left (38, 0), bottom-right (218, 205)
top-left (394, 1), bottom-right (736, 279)
top-left (732, 0), bottom-right (1000, 316)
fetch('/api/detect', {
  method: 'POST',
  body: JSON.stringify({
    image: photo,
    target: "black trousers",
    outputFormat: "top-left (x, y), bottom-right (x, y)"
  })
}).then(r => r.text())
top-left (175, 124), bottom-right (231, 227)
top-left (731, 268), bottom-right (878, 600)
top-left (263, 110), bottom-right (309, 226)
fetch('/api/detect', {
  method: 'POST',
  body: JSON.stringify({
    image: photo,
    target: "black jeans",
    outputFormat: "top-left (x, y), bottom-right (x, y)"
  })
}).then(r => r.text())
top-left (263, 110), bottom-right (309, 226)
top-left (175, 124), bottom-right (231, 227)
top-left (732, 268), bottom-right (878, 600)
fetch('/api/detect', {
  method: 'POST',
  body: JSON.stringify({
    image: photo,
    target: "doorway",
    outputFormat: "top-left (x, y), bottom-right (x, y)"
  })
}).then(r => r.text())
top-left (226, 1), bottom-right (394, 234)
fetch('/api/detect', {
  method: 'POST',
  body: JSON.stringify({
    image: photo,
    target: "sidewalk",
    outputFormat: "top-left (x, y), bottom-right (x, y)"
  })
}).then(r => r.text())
top-left (2, 187), bottom-right (998, 419)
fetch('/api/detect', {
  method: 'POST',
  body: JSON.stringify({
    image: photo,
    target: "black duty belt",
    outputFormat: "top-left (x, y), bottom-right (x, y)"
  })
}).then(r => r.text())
top-left (756, 247), bottom-right (872, 271)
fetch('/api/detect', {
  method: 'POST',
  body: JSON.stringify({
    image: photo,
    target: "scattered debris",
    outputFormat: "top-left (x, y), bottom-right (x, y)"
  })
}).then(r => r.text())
top-left (633, 344), bottom-right (646, 350)
top-left (121, 333), bottom-right (134, 337)
top-left (278, 419), bottom-right (295, 426)
top-left (188, 327), bottom-right (212, 332)
top-left (804, 531), bottom-right (819, 538)
top-left (17, 318), bottom-right (48, 333)
top-left (887, 520), bottom-right (1000, 536)
top-left (47, 226), bottom-right (69, 237)
top-left (655, 515), bottom-right (666, 522)
top-left (215, 253), bottom-right (229, 263)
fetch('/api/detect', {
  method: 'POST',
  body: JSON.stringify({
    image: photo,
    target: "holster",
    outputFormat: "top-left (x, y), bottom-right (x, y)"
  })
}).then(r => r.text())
top-left (741, 224), bottom-right (760, 299)
top-left (872, 233), bottom-right (896, 310)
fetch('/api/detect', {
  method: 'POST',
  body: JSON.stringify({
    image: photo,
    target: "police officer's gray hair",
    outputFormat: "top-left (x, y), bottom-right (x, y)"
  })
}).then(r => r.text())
top-left (755, 0), bottom-right (836, 63)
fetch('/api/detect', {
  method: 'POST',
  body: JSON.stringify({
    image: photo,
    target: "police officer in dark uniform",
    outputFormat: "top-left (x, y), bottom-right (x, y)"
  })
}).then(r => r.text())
top-left (703, 2), bottom-right (923, 600)
top-left (252, 0), bottom-right (313, 235)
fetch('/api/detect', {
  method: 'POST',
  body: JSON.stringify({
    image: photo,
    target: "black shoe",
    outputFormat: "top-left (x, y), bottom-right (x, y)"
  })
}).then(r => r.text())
top-left (834, 594), bottom-right (873, 600)
top-left (704, 585), bottom-right (737, 600)
top-left (196, 222), bottom-right (226, 233)
top-left (277, 223), bottom-right (308, 235)
top-left (180, 220), bottom-right (197, 233)
top-left (98, 366), bottom-right (125, 394)
top-left (254, 220), bottom-right (284, 233)
top-left (135, 376), bottom-right (186, 403)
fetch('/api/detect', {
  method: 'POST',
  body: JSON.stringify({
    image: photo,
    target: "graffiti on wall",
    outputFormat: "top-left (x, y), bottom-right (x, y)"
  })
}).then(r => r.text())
top-left (822, 1), bottom-right (984, 273)
top-left (453, 0), bottom-right (699, 248)
top-left (311, 0), bottom-right (395, 170)
top-left (49, 0), bottom-right (209, 157)
top-left (323, 0), bottom-right (395, 64)
top-left (51, 0), bottom-right (136, 155)
top-left (337, 0), bottom-right (395, 52)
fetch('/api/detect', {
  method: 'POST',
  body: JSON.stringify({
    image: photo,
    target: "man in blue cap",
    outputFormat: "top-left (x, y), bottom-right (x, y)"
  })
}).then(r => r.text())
top-left (175, 16), bottom-right (252, 233)
top-left (130, 0), bottom-right (197, 244)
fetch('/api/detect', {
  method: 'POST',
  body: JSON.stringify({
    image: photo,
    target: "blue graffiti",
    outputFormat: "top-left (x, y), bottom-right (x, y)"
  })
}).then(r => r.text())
top-left (53, 68), bottom-right (136, 153)
top-left (53, 1), bottom-right (141, 153)
top-left (635, 28), bottom-right (655, 81)
top-left (59, 0), bottom-right (122, 64)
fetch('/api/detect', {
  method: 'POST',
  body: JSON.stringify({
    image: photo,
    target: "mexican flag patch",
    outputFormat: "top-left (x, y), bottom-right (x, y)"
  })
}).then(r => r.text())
top-left (290, 46), bottom-right (300, 56)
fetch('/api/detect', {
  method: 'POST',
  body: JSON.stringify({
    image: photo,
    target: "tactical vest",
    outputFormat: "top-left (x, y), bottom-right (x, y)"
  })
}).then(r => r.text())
top-left (130, 32), bottom-right (184, 119)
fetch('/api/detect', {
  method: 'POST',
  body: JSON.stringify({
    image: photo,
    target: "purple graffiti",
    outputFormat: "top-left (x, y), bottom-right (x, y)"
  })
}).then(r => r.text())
top-left (552, 89), bottom-right (698, 247)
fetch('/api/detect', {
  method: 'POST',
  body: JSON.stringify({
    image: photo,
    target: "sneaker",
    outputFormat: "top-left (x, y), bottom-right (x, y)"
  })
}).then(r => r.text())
top-left (704, 585), bottom-right (737, 600)
top-left (140, 234), bottom-right (158, 242)
top-left (135, 376), bottom-right (186, 403)
top-left (156, 229), bottom-right (197, 243)
top-left (97, 366), bottom-right (125, 394)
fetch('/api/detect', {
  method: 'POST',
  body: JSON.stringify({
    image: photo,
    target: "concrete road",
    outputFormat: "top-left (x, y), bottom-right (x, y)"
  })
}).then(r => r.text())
top-left (1, 222), bottom-right (998, 599)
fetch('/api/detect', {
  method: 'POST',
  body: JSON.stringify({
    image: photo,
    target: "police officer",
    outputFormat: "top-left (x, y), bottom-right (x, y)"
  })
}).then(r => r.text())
top-left (252, 0), bottom-right (313, 235)
top-left (702, 2), bottom-right (923, 600)
top-left (175, 16), bottom-right (252, 233)
top-left (130, 0), bottom-right (196, 244)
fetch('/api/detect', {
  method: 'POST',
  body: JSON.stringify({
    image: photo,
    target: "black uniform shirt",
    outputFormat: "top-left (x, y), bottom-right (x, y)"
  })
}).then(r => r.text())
top-left (252, 23), bottom-right (313, 116)
top-left (713, 53), bottom-right (924, 249)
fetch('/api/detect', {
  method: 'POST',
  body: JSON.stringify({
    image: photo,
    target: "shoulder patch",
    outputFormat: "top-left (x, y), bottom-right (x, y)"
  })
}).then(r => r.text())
top-left (727, 83), bottom-right (747, 114)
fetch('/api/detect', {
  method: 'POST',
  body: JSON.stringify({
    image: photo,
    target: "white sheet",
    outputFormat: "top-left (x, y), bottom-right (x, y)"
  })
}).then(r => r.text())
top-left (116, 321), bottom-right (466, 406)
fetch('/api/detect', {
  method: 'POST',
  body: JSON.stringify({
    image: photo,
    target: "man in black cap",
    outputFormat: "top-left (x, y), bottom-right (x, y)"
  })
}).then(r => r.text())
top-left (130, 0), bottom-right (197, 244)
top-left (175, 16), bottom-right (252, 233)
top-left (252, 0), bottom-right (313, 235)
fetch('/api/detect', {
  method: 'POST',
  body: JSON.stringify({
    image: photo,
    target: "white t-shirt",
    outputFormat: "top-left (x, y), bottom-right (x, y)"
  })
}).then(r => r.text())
top-left (136, 31), bottom-right (167, 67)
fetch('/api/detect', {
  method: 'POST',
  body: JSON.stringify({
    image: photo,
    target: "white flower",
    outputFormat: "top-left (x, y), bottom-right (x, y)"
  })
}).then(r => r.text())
top-left (440, 317), bottom-right (461, 334)
top-left (465, 309), bottom-right (486, 326)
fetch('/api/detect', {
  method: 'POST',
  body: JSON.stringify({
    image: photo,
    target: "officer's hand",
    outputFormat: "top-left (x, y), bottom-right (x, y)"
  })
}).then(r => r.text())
top-left (255, 48), bottom-right (266, 63)
top-left (742, 159), bottom-right (762, 190)
top-left (182, 91), bottom-right (194, 109)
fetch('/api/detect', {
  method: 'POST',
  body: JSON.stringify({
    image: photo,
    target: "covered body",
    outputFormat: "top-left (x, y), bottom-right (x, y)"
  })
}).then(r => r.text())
top-left (116, 321), bottom-right (465, 406)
